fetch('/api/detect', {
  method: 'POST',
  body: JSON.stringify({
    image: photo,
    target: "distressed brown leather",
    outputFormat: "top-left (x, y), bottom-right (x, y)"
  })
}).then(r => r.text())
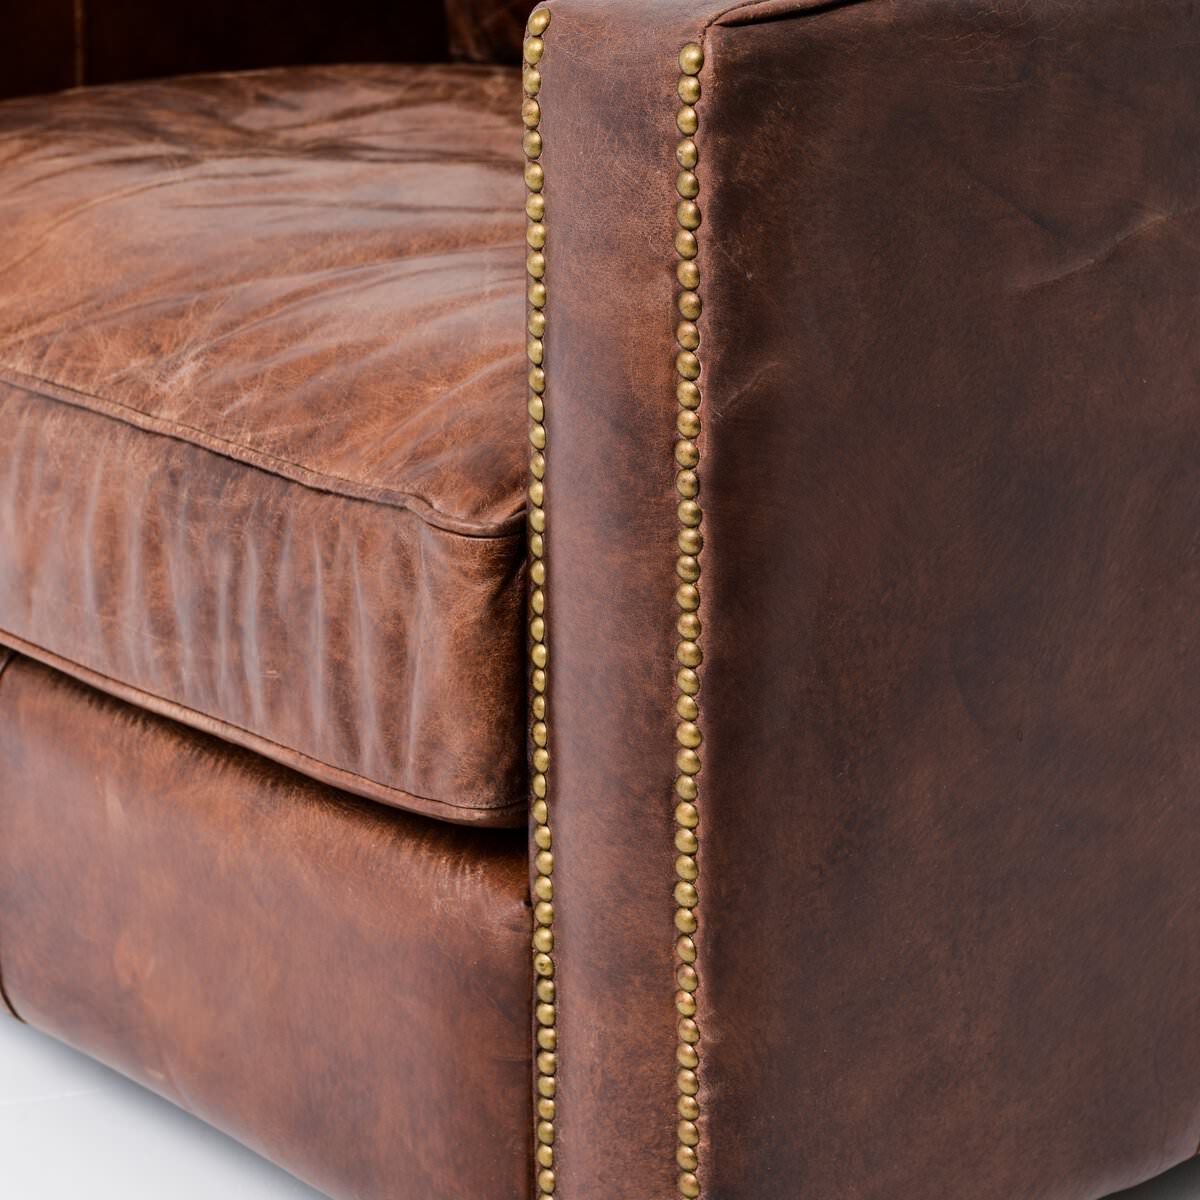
top-left (0, 64), bottom-right (530, 826)
top-left (0, 0), bottom-right (450, 100)
top-left (538, 1), bottom-right (1200, 1198)
top-left (446, 0), bottom-right (528, 63)
top-left (0, 652), bottom-right (532, 1200)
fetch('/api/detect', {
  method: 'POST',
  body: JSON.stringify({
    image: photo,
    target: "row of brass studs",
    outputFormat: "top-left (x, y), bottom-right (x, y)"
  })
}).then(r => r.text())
top-left (524, 9), bottom-right (557, 1200)
top-left (674, 39), bottom-right (706, 1200)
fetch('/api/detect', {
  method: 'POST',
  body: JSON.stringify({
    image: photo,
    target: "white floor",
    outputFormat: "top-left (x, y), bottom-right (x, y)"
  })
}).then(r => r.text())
top-left (0, 1016), bottom-right (1197, 1200)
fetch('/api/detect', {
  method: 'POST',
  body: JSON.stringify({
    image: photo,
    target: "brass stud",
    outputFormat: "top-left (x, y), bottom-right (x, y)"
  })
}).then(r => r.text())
top-left (529, 396), bottom-right (545, 422)
top-left (678, 1118), bottom-right (700, 1145)
top-left (677, 641), bottom-right (703, 669)
top-left (677, 555), bottom-right (700, 583)
top-left (677, 106), bottom-right (698, 136)
top-left (536, 849), bottom-right (554, 876)
top-left (677, 470), bottom-right (699, 498)
top-left (677, 200), bottom-right (702, 230)
top-left (678, 1145), bottom-right (699, 1172)
top-left (677, 379), bottom-right (701, 409)
top-left (677, 351), bottom-right (701, 381)
top-left (678, 290), bottom-right (702, 319)
top-left (530, 532), bottom-right (545, 559)
top-left (527, 7), bottom-right (551, 35)
top-left (676, 993), bottom-right (698, 1022)
top-left (677, 321), bottom-right (700, 351)
top-left (680, 1172), bottom-right (701, 1199)
top-left (534, 952), bottom-right (554, 977)
top-left (531, 558), bottom-right (547, 585)
top-left (527, 252), bottom-right (547, 280)
top-left (533, 771), bottom-right (547, 797)
top-left (533, 927), bottom-right (554, 954)
top-left (531, 616), bottom-right (546, 643)
top-left (677, 260), bottom-right (700, 289)
top-left (537, 1119), bottom-right (556, 1144)
top-left (533, 746), bottom-right (550, 772)
top-left (531, 587), bottom-right (546, 614)
top-left (523, 67), bottom-right (542, 96)
top-left (527, 193), bottom-right (546, 222)
top-left (524, 130), bottom-right (544, 159)
top-left (675, 881), bottom-right (699, 908)
top-left (529, 281), bottom-right (547, 308)
top-left (676, 687), bottom-right (700, 715)
top-left (532, 721), bottom-right (549, 747)
top-left (532, 643), bottom-right (548, 670)
top-left (675, 801), bottom-right (699, 829)
top-left (538, 1031), bottom-right (556, 1056)
top-left (677, 967), bottom-right (700, 995)
top-left (678, 75), bottom-right (701, 104)
top-left (677, 1042), bottom-right (699, 1068)
top-left (530, 424), bottom-right (547, 450)
top-left (677, 415), bottom-right (701, 444)
top-left (537, 978), bottom-right (556, 1003)
top-left (680, 43), bottom-right (705, 75)
top-left (677, 667), bottom-right (700, 696)
top-left (676, 139), bottom-right (699, 171)
top-left (529, 480), bottom-right (546, 507)
top-left (675, 906), bottom-right (698, 934)
top-left (523, 98), bottom-right (542, 128)
top-left (678, 1065), bottom-right (699, 1093)
top-left (678, 499), bottom-right (702, 526)
top-left (676, 583), bottom-right (700, 611)
top-left (524, 36), bottom-right (545, 64)
top-left (675, 439), bottom-right (700, 468)
top-left (677, 722), bottom-right (702, 750)
top-left (676, 229), bottom-right (699, 259)
top-left (529, 340), bottom-right (545, 368)
top-left (537, 1145), bottom-right (554, 1169)
top-left (676, 854), bottom-right (699, 882)
top-left (529, 309), bottom-right (547, 337)
top-left (528, 223), bottom-right (547, 250)
top-left (677, 170), bottom-right (700, 199)
top-left (677, 747), bottom-right (701, 776)
top-left (525, 162), bottom-right (545, 192)
top-left (534, 874), bottom-right (553, 901)
top-left (531, 668), bottom-right (547, 693)
top-left (678, 1094), bottom-right (700, 1120)
top-left (537, 1168), bottom-right (556, 1195)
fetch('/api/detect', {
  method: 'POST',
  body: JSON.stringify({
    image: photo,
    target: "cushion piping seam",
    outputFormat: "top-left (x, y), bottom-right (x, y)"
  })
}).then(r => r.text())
top-left (0, 364), bottom-right (526, 540)
top-left (0, 630), bottom-right (526, 823)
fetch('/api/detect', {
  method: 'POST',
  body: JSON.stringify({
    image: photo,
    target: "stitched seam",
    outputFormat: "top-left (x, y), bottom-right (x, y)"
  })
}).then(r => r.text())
top-left (0, 365), bottom-right (526, 540)
top-left (0, 630), bottom-right (524, 822)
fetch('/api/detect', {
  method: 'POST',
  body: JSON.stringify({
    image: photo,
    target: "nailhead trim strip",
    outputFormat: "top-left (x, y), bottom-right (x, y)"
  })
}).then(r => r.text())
top-left (524, 10), bottom-right (558, 1200)
top-left (673, 39), bottom-right (706, 1200)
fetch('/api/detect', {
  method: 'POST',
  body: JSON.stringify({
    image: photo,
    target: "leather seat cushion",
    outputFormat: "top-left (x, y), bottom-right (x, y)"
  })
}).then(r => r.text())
top-left (0, 64), bottom-right (529, 826)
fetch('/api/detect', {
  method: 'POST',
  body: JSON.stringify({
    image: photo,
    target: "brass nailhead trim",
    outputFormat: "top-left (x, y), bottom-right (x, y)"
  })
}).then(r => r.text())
top-left (673, 39), bottom-right (706, 1200)
top-left (524, 9), bottom-right (557, 1199)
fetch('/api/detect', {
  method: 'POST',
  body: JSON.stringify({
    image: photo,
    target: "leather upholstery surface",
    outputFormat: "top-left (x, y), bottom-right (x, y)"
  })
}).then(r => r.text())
top-left (0, 652), bottom-right (532, 1200)
top-left (0, 64), bottom-right (530, 826)
top-left (535, 1), bottom-right (1200, 1198)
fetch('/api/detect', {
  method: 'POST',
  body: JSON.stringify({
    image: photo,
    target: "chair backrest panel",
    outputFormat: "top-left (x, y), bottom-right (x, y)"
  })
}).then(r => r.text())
top-left (0, 0), bottom-right (506, 100)
top-left (446, 0), bottom-right (528, 64)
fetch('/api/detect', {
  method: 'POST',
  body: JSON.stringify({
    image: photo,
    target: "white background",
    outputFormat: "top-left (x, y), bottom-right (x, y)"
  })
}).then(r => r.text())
top-left (0, 1015), bottom-right (1195, 1199)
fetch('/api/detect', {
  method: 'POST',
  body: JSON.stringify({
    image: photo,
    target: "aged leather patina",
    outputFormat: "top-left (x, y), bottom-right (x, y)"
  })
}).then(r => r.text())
top-left (2, 2), bottom-right (1200, 1199)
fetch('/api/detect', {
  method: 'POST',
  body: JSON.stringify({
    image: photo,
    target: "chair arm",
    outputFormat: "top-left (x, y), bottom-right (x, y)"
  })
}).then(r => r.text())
top-left (529, 2), bottom-right (1200, 1198)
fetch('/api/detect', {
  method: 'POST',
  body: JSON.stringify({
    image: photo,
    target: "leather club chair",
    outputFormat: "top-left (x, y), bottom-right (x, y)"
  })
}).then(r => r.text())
top-left (1, 2), bottom-right (1198, 1198)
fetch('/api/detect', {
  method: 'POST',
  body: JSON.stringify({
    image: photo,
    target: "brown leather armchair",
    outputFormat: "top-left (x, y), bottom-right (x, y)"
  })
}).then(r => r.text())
top-left (2, 2), bottom-right (1200, 1198)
